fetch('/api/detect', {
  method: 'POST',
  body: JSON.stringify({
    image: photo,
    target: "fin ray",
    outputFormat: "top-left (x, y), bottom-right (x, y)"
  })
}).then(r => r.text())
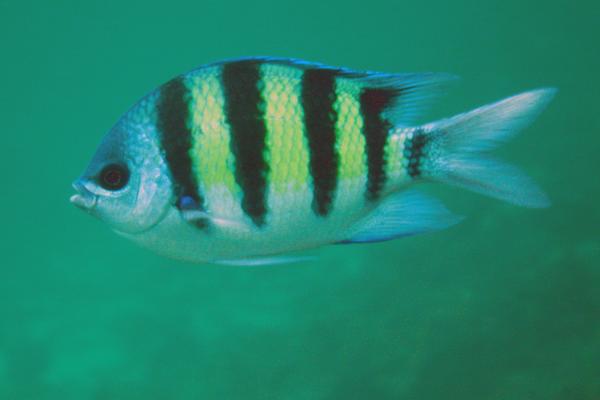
top-left (339, 190), bottom-right (462, 244)
top-left (423, 88), bottom-right (556, 208)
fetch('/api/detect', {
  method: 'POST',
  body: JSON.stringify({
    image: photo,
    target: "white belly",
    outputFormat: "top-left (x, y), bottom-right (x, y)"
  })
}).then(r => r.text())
top-left (124, 176), bottom-right (385, 263)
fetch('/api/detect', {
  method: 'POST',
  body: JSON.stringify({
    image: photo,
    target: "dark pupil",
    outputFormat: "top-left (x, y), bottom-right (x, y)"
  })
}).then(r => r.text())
top-left (105, 170), bottom-right (121, 185)
top-left (100, 164), bottom-right (128, 190)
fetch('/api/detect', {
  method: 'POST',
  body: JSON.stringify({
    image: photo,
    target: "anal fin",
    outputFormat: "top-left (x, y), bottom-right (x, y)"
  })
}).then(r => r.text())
top-left (338, 190), bottom-right (462, 244)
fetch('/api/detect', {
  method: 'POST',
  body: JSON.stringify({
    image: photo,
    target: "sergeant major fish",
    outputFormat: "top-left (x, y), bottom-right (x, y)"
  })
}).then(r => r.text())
top-left (70, 57), bottom-right (555, 265)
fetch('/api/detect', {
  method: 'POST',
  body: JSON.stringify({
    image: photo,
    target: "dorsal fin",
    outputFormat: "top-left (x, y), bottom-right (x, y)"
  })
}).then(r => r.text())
top-left (193, 57), bottom-right (458, 127)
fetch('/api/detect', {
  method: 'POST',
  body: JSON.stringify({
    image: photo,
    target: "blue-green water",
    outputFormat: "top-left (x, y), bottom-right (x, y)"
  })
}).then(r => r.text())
top-left (1, 0), bottom-right (599, 398)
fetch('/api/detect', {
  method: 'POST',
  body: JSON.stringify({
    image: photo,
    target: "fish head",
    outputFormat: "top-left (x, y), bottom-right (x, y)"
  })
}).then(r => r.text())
top-left (71, 113), bottom-right (172, 235)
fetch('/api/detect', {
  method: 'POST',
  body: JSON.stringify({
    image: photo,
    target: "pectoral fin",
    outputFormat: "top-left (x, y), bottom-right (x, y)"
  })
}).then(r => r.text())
top-left (178, 195), bottom-right (246, 230)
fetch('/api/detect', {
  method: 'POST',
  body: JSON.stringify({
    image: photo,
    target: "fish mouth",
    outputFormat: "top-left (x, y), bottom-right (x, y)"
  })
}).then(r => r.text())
top-left (70, 180), bottom-right (97, 211)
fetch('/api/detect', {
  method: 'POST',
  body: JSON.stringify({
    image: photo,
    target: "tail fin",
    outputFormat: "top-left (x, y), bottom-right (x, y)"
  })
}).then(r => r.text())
top-left (422, 88), bottom-right (556, 208)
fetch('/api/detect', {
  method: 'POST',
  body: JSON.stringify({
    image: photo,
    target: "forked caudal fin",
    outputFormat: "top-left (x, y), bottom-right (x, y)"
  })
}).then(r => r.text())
top-left (421, 88), bottom-right (556, 208)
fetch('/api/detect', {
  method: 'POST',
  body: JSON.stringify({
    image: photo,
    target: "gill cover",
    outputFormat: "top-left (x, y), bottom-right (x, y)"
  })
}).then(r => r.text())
top-left (79, 116), bottom-right (172, 234)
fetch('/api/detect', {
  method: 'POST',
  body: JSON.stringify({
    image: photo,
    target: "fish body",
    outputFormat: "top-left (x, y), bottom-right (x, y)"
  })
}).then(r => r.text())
top-left (71, 57), bottom-right (555, 264)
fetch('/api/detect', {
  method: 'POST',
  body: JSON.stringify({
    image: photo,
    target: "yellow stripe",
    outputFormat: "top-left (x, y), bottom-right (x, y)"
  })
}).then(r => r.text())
top-left (261, 64), bottom-right (310, 193)
top-left (384, 129), bottom-right (410, 189)
top-left (334, 79), bottom-right (366, 180)
top-left (188, 71), bottom-right (238, 196)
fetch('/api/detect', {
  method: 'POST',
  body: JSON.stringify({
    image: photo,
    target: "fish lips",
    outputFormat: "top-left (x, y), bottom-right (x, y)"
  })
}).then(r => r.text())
top-left (70, 180), bottom-right (98, 212)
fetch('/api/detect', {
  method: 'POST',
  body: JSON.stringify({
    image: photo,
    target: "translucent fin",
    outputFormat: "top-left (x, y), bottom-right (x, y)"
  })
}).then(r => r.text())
top-left (213, 255), bottom-right (315, 266)
top-left (204, 57), bottom-right (457, 126)
top-left (423, 88), bottom-right (557, 152)
top-left (353, 71), bottom-right (458, 127)
top-left (338, 190), bottom-right (462, 244)
top-left (423, 88), bottom-right (556, 208)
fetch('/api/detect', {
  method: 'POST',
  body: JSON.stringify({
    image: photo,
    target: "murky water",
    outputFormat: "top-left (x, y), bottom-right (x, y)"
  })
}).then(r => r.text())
top-left (1, 0), bottom-right (598, 398)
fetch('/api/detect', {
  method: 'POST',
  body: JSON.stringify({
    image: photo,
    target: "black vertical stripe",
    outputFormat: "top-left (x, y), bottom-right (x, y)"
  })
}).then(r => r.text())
top-left (359, 88), bottom-right (396, 201)
top-left (156, 76), bottom-right (207, 227)
top-left (301, 69), bottom-right (339, 216)
top-left (221, 60), bottom-right (269, 227)
top-left (406, 129), bottom-right (428, 178)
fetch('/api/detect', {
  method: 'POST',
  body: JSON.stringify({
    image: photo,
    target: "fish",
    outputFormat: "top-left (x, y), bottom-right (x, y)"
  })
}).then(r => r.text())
top-left (71, 57), bottom-right (555, 265)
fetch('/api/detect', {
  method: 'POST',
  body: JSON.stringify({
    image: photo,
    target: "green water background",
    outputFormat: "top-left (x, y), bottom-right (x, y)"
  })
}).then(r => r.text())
top-left (1, 0), bottom-right (599, 398)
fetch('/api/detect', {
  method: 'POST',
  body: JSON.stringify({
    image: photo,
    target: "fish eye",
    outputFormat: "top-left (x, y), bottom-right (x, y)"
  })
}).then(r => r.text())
top-left (98, 163), bottom-right (129, 191)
